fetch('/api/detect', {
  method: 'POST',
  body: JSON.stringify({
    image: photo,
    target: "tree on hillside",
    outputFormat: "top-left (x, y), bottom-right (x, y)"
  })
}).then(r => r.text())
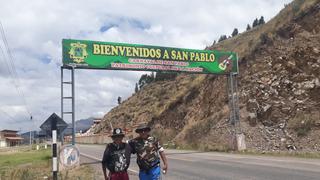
top-left (253, 18), bottom-right (258, 27)
top-left (138, 74), bottom-right (148, 88)
top-left (155, 72), bottom-right (177, 81)
top-left (218, 35), bottom-right (227, 42)
top-left (138, 73), bottom-right (155, 88)
top-left (246, 24), bottom-right (251, 31)
top-left (117, 96), bottom-right (122, 105)
top-left (259, 16), bottom-right (265, 25)
top-left (135, 83), bottom-right (139, 93)
top-left (231, 28), bottom-right (238, 37)
top-left (146, 74), bottom-right (153, 84)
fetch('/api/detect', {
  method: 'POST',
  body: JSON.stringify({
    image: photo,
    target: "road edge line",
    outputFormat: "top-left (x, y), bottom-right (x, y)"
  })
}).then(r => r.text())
top-left (80, 153), bottom-right (139, 174)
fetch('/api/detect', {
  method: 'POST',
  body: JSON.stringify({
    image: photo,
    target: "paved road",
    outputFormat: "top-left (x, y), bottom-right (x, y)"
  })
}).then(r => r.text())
top-left (78, 144), bottom-right (320, 180)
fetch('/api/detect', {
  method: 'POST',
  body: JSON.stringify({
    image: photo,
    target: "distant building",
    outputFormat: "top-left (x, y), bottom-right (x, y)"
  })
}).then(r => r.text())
top-left (80, 118), bottom-right (102, 136)
top-left (20, 130), bottom-right (49, 144)
top-left (0, 130), bottom-right (24, 147)
top-left (93, 118), bottom-right (101, 125)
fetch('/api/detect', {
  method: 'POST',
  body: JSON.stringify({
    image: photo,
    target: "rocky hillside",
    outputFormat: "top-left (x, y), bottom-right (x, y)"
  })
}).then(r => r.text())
top-left (94, 0), bottom-right (320, 152)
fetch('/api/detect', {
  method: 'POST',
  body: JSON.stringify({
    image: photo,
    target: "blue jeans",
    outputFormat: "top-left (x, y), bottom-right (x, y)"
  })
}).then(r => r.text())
top-left (139, 165), bottom-right (161, 180)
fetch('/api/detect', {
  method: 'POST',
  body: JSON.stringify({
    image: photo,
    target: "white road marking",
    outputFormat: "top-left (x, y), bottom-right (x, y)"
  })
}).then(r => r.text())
top-left (167, 156), bottom-right (195, 162)
top-left (80, 153), bottom-right (139, 174)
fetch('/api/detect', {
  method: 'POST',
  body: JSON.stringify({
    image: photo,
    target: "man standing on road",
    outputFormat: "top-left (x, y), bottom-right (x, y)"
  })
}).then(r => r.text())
top-left (102, 128), bottom-right (131, 180)
top-left (129, 123), bottom-right (168, 180)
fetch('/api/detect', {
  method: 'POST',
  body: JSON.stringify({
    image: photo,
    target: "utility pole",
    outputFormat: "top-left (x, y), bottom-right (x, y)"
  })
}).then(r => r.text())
top-left (29, 130), bottom-right (32, 146)
top-left (29, 116), bottom-right (32, 146)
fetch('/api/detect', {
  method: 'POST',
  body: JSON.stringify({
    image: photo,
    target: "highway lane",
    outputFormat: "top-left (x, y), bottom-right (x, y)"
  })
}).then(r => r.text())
top-left (78, 144), bottom-right (320, 180)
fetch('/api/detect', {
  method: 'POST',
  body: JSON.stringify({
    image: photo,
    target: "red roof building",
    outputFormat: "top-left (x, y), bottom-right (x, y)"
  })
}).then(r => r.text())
top-left (0, 129), bottom-right (24, 147)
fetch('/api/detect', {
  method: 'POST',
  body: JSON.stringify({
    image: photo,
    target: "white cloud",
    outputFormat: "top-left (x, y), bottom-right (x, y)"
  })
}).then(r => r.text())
top-left (0, 0), bottom-right (292, 132)
top-left (99, 77), bottom-right (131, 90)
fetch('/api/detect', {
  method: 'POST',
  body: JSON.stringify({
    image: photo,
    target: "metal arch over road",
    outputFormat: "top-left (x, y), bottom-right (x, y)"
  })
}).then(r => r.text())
top-left (61, 39), bottom-right (241, 149)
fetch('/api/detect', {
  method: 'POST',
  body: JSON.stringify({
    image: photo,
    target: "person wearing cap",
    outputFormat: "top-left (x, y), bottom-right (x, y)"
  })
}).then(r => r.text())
top-left (102, 128), bottom-right (131, 180)
top-left (129, 123), bottom-right (168, 180)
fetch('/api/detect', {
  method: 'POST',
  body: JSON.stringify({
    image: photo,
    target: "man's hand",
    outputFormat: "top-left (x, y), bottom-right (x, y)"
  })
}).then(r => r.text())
top-left (160, 151), bottom-right (168, 174)
top-left (102, 168), bottom-right (109, 180)
top-left (162, 164), bottom-right (168, 174)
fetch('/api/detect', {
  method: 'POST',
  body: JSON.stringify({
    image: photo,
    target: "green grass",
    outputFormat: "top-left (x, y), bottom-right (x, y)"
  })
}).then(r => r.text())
top-left (0, 149), bottom-right (51, 168)
top-left (0, 149), bottom-right (96, 180)
top-left (0, 149), bottom-right (51, 179)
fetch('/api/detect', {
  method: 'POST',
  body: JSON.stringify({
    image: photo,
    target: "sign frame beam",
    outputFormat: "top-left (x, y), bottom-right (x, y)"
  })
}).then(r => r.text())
top-left (61, 66), bottom-right (76, 145)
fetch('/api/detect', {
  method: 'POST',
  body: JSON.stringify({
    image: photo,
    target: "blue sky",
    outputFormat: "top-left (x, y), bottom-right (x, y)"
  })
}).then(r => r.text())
top-left (0, 0), bottom-right (293, 132)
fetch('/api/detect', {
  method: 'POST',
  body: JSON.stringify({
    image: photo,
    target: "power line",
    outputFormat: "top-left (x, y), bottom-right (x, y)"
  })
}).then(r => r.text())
top-left (0, 21), bottom-right (32, 117)
top-left (0, 108), bottom-right (34, 134)
top-left (0, 108), bottom-right (16, 121)
top-left (0, 27), bottom-right (32, 118)
top-left (0, 44), bottom-right (33, 124)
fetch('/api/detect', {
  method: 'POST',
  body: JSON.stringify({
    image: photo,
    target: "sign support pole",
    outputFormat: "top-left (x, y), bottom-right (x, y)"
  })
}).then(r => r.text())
top-left (51, 116), bottom-right (58, 180)
top-left (60, 66), bottom-right (64, 145)
top-left (227, 73), bottom-right (245, 150)
top-left (71, 67), bottom-right (75, 145)
top-left (61, 66), bottom-right (76, 145)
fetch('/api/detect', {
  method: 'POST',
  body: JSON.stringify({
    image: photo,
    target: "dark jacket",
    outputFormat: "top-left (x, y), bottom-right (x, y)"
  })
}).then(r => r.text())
top-left (101, 142), bottom-right (131, 173)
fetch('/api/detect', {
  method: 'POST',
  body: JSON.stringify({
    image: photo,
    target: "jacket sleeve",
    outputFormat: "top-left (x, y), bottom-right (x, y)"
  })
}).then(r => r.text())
top-left (155, 138), bottom-right (164, 152)
top-left (101, 144), bottom-right (111, 168)
top-left (125, 143), bottom-right (132, 168)
top-left (128, 139), bottom-right (136, 154)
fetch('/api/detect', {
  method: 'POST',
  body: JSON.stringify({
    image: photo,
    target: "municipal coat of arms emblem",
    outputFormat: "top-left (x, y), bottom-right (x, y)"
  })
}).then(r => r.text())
top-left (69, 42), bottom-right (88, 63)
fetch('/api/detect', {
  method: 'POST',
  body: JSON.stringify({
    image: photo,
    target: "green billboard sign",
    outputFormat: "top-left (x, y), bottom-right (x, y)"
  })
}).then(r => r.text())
top-left (62, 39), bottom-right (238, 74)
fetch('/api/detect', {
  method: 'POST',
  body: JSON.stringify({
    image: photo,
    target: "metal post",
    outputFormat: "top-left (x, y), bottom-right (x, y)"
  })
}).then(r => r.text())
top-left (61, 66), bottom-right (75, 145)
top-left (227, 73), bottom-right (245, 150)
top-left (52, 116), bottom-right (58, 180)
top-left (61, 67), bottom-right (64, 145)
top-left (230, 73), bottom-right (234, 124)
top-left (29, 130), bottom-right (32, 146)
top-left (29, 116), bottom-right (32, 147)
top-left (233, 73), bottom-right (240, 132)
top-left (228, 73), bottom-right (236, 150)
top-left (230, 73), bottom-right (237, 131)
top-left (228, 73), bottom-right (240, 130)
top-left (71, 67), bottom-right (75, 145)
top-left (61, 67), bottom-right (63, 129)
